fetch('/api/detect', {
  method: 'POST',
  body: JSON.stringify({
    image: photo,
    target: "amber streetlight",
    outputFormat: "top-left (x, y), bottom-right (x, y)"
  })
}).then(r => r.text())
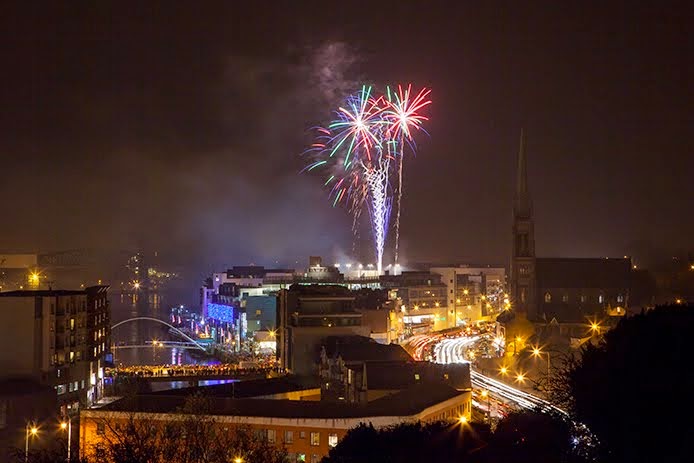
top-left (25, 424), bottom-right (38, 463)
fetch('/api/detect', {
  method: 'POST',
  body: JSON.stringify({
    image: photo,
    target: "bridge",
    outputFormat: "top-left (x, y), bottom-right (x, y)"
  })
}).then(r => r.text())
top-left (112, 340), bottom-right (205, 351)
top-left (111, 316), bottom-right (208, 351)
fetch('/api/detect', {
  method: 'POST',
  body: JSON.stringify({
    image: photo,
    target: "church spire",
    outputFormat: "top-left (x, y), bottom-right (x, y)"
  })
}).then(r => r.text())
top-left (514, 129), bottom-right (532, 218)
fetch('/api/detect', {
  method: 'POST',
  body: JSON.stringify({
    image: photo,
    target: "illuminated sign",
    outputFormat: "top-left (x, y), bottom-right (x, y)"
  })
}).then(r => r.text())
top-left (208, 303), bottom-right (235, 323)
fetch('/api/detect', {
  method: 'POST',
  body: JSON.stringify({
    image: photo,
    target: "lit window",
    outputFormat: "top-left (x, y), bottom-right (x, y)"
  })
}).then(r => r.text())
top-left (310, 432), bottom-right (320, 446)
top-left (414, 373), bottom-right (420, 381)
top-left (617, 294), bottom-right (624, 303)
top-left (267, 429), bottom-right (276, 443)
top-left (580, 295), bottom-right (586, 303)
top-left (544, 292), bottom-right (552, 303)
top-left (598, 294), bottom-right (604, 304)
top-left (284, 430), bottom-right (294, 444)
top-left (328, 433), bottom-right (338, 447)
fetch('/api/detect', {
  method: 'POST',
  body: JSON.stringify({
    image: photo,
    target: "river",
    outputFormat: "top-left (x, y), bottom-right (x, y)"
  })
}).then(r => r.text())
top-left (109, 290), bottom-right (214, 367)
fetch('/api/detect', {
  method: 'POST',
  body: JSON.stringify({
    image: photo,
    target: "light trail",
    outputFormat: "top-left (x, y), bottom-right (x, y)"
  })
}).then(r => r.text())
top-left (427, 334), bottom-right (567, 416)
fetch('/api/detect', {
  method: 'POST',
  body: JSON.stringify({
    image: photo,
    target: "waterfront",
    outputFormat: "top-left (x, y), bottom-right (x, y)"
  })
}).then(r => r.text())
top-left (110, 290), bottom-right (212, 367)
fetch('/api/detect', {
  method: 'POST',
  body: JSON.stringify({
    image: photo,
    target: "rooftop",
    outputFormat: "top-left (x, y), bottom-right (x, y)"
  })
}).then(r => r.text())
top-left (98, 379), bottom-right (463, 419)
top-left (0, 285), bottom-right (109, 297)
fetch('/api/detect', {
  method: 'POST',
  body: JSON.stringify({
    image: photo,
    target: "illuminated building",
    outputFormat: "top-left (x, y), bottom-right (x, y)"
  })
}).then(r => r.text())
top-left (80, 367), bottom-right (471, 463)
top-left (0, 286), bottom-right (111, 414)
top-left (278, 285), bottom-right (369, 375)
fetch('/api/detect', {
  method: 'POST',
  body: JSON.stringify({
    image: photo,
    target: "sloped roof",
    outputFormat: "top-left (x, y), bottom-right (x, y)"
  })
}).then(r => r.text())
top-left (99, 380), bottom-right (463, 419)
top-left (357, 361), bottom-right (472, 391)
top-left (322, 336), bottom-right (413, 362)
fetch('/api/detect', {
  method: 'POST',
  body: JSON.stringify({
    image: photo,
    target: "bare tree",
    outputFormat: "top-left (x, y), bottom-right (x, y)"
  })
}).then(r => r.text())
top-left (90, 393), bottom-right (287, 463)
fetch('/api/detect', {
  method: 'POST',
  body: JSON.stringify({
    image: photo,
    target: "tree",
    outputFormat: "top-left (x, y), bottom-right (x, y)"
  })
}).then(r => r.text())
top-left (555, 305), bottom-right (694, 463)
top-left (90, 393), bottom-right (288, 463)
top-left (322, 420), bottom-right (490, 463)
top-left (485, 410), bottom-right (587, 463)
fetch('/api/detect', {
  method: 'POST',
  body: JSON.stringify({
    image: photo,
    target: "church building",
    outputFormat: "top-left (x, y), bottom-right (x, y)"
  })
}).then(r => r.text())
top-left (508, 132), bottom-right (631, 343)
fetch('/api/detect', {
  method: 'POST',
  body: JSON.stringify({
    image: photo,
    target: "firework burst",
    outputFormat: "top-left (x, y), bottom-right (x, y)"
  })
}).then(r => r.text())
top-left (305, 84), bottom-right (430, 274)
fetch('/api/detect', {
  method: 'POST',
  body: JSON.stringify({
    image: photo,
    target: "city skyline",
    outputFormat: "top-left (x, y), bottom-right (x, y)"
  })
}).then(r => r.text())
top-left (1, 2), bottom-right (691, 272)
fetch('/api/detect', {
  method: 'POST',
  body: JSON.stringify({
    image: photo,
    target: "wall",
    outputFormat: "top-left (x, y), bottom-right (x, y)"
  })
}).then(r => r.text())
top-left (79, 390), bottom-right (471, 462)
top-left (0, 297), bottom-right (38, 377)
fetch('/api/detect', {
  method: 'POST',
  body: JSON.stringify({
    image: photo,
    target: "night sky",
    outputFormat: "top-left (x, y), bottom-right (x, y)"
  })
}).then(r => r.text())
top-left (1, 2), bottom-right (692, 272)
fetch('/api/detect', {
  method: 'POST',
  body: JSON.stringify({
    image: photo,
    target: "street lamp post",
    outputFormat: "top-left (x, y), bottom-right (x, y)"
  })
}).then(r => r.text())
top-left (532, 347), bottom-right (551, 388)
top-left (25, 424), bottom-right (38, 463)
top-left (61, 417), bottom-right (72, 462)
top-left (481, 390), bottom-right (491, 423)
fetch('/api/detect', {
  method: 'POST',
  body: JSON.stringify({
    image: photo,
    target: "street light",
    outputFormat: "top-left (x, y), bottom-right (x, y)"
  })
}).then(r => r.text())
top-left (515, 372), bottom-right (526, 384)
top-left (458, 415), bottom-right (468, 424)
top-left (480, 389), bottom-right (491, 423)
top-left (531, 346), bottom-right (551, 379)
top-left (60, 418), bottom-right (72, 462)
top-left (590, 322), bottom-right (600, 335)
top-left (499, 366), bottom-right (508, 376)
top-left (513, 335), bottom-right (522, 355)
top-left (25, 424), bottom-right (38, 463)
top-left (234, 458), bottom-right (243, 463)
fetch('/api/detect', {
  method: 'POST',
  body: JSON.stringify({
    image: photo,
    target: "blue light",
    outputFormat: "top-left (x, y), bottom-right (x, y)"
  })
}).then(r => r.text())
top-left (207, 303), bottom-right (235, 323)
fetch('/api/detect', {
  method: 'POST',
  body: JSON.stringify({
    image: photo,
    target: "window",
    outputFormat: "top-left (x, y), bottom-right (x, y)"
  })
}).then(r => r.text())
top-left (267, 429), bottom-right (276, 443)
top-left (617, 294), bottom-right (624, 303)
top-left (70, 318), bottom-right (75, 330)
top-left (544, 292), bottom-right (552, 303)
top-left (310, 432), bottom-right (320, 446)
top-left (311, 455), bottom-right (320, 463)
top-left (580, 295), bottom-right (586, 303)
top-left (96, 422), bottom-right (105, 435)
top-left (284, 430), bottom-right (294, 444)
top-left (562, 294), bottom-right (569, 303)
top-left (328, 433), bottom-right (338, 447)
top-left (414, 373), bottom-right (420, 381)
top-left (256, 309), bottom-right (262, 315)
top-left (598, 294), bottom-right (604, 304)
top-left (300, 431), bottom-right (306, 439)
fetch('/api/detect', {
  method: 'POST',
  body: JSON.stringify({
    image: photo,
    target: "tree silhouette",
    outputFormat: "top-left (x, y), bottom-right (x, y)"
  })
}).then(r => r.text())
top-left (556, 304), bottom-right (694, 463)
top-left (88, 393), bottom-right (287, 463)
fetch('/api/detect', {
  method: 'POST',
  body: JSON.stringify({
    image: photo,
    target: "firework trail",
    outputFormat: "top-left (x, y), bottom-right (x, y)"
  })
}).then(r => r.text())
top-left (305, 84), bottom-right (430, 274)
top-left (383, 85), bottom-right (432, 265)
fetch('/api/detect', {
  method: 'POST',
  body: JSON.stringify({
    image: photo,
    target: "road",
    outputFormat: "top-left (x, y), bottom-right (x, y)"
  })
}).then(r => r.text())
top-left (406, 333), bottom-right (566, 417)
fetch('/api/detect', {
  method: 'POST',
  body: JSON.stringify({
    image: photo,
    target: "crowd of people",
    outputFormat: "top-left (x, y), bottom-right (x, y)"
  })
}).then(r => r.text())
top-left (108, 361), bottom-right (278, 378)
